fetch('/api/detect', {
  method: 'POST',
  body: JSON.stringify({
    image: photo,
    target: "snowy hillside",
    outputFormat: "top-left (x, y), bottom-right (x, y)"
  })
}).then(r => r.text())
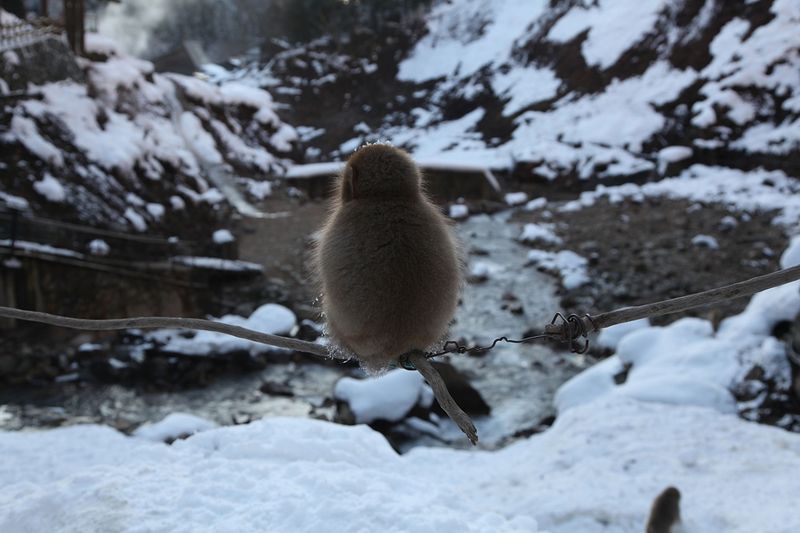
top-left (396, 0), bottom-right (800, 179)
top-left (235, 0), bottom-right (799, 186)
top-left (1, 29), bottom-right (297, 233)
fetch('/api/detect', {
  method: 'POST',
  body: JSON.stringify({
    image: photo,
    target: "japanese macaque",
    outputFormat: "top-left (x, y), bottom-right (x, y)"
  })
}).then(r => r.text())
top-left (314, 144), bottom-right (462, 372)
top-left (646, 486), bottom-right (682, 533)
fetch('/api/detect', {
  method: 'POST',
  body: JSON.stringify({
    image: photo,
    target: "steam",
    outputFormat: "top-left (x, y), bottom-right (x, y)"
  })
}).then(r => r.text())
top-left (97, 0), bottom-right (194, 58)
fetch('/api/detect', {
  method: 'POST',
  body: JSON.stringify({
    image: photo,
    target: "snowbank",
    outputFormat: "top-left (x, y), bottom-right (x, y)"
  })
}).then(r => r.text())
top-left (146, 303), bottom-right (296, 356)
top-left (2, 398), bottom-right (799, 532)
top-left (334, 369), bottom-right (433, 424)
top-left (133, 412), bottom-right (218, 443)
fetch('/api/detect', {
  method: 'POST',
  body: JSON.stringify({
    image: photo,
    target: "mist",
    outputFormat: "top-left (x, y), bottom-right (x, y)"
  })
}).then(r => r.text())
top-left (96, 0), bottom-right (271, 60)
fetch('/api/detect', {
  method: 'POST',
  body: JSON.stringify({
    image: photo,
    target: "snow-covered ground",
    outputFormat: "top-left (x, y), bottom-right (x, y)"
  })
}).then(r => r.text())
top-left (4, 190), bottom-right (800, 531)
top-left (5, 219), bottom-right (796, 532)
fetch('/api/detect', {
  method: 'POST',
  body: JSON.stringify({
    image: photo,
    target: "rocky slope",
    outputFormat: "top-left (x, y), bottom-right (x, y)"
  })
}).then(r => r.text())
top-left (1, 22), bottom-right (298, 239)
top-left (226, 0), bottom-right (799, 190)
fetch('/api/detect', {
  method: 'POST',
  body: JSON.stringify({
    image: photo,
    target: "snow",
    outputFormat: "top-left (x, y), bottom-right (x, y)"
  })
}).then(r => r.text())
top-left (87, 239), bottom-right (110, 256)
top-left (211, 119), bottom-right (276, 172)
top-left (504, 192), bottom-right (527, 206)
top-left (558, 237), bottom-right (800, 421)
top-left (123, 207), bottom-right (147, 232)
top-left (133, 413), bottom-right (218, 443)
top-left (212, 229), bottom-right (235, 244)
top-left (561, 165), bottom-right (800, 228)
top-left (657, 146), bottom-right (693, 167)
top-left (146, 303), bottom-right (296, 357)
top-left (0, 240), bottom-right (82, 258)
top-left (9, 115), bottom-right (64, 166)
top-left (691, 234), bottom-right (719, 250)
top-left (595, 318), bottom-right (651, 351)
top-left (527, 249), bottom-right (589, 289)
top-left (0, 192), bottom-right (29, 211)
top-left (285, 161), bottom-right (344, 179)
top-left (781, 235), bottom-right (800, 269)
top-left (334, 370), bottom-right (433, 424)
top-left (398, 0), bottom-right (550, 81)
top-left (524, 198), bottom-right (547, 211)
top-left (518, 223), bottom-right (562, 246)
top-left (171, 256), bottom-right (263, 273)
top-left (180, 112), bottom-right (223, 165)
top-left (548, 1), bottom-right (669, 69)
top-left (84, 33), bottom-right (120, 56)
top-left (243, 179), bottom-right (273, 200)
top-left (3, 397), bottom-right (800, 532)
top-left (449, 204), bottom-right (469, 219)
top-left (32, 173), bottom-right (66, 203)
top-left (491, 66), bottom-right (560, 116)
top-left (2, 237), bottom-right (800, 533)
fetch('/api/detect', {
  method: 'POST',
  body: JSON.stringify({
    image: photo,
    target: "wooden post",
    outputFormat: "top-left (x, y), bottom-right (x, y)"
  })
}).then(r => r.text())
top-left (41, 0), bottom-right (49, 18)
top-left (63, 0), bottom-right (84, 55)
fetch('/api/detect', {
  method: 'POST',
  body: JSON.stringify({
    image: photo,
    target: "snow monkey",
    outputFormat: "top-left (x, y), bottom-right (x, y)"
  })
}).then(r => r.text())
top-left (314, 143), bottom-right (462, 372)
top-left (646, 486), bottom-right (682, 533)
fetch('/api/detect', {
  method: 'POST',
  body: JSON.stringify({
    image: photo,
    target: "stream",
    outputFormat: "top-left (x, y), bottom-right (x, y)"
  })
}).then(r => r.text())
top-left (0, 212), bottom-right (588, 450)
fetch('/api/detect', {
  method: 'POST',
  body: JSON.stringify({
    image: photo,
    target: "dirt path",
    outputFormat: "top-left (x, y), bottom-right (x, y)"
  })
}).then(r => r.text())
top-left (235, 198), bottom-right (328, 313)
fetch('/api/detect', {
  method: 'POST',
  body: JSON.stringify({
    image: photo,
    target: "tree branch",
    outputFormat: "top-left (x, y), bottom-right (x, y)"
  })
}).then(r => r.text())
top-left (409, 351), bottom-right (478, 445)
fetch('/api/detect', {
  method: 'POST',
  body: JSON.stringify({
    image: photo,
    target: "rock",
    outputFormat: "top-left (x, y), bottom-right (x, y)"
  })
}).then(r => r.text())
top-left (431, 362), bottom-right (490, 416)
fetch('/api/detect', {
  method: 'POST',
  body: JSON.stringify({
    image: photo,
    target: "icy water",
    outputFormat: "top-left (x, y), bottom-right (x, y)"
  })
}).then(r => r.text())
top-left (0, 212), bottom-right (586, 449)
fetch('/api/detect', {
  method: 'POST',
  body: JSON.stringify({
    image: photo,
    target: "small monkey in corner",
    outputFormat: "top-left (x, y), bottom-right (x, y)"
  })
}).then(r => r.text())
top-left (646, 486), bottom-right (682, 533)
top-left (314, 143), bottom-right (462, 372)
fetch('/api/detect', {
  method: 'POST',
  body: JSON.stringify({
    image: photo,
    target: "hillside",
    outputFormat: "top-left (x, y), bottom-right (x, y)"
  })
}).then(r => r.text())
top-left (231, 0), bottom-right (799, 187)
top-left (1, 23), bottom-right (298, 238)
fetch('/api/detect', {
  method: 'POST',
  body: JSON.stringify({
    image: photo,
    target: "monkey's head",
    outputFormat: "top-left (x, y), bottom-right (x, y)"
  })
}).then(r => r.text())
top-left (339, 144), bottom-right (421, 202)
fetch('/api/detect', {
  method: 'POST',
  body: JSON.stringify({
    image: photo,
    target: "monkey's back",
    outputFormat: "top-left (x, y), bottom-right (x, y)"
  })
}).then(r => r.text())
top-left (317, 198), bottom-right (461, 370)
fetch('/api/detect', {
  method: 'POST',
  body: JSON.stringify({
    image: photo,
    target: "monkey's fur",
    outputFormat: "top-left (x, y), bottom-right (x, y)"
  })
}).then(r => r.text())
top-left (314, 144), bottom-right (462, 372)
top-left (646, 486), bottom-right (681, 533)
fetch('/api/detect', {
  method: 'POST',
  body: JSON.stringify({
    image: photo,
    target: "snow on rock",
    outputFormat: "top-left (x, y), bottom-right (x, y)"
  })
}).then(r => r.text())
top-left (657, 146), bottom-right (693, 173)
top-left (518, 223), bottom-right (562, 246)
top-left (133, 413), bottom-right (218, 443)
top-left (2, 32), bottom-right (294, 229)
top-left (524, 197), bottom-right (547, 211)
top-left (334, 370), bottom-right (433, 424)
top-left (171, 256), bottom-right (263, 273)
top-left (504, 192), bottom-right (527, 206)
top-left (0, 240), bottom-right (82, 258)
top-left (691, 234), bottom-right (719, 250)
top-left (180, 112), bottom-right (224, 165)
top-left (146, 303), bottom-right (295, 357)
top-left (780, 235), bottom-right (800, 269)
top-left (0, 192), bottom-right (29, 211)
top-left (398, 0), bottom-right (550, 82)
top-left (548, 1), bottom-right (669, 69)
top-left (561, 165), bottom-right (800, 228)
top-left (32, 173), bottom-right (66, 203)
top-left (84, 33), bottom-right (120, 56)
top-left (212, 229), bottom-right (235, 244)
top-left (87, 239), bottom-right (110, 256)
top-left (9, 115), bottom-right (64, 166)
top-left (558, 237), bottom-right (800, 422)
top-left (595, 318), bottom-right (650, 351)
top-left (123, 207), bottom-right (147, 232)
top-left (449, 204), bottom-right (469, 220)
top-left (527, 249), bottom-right (589, 289)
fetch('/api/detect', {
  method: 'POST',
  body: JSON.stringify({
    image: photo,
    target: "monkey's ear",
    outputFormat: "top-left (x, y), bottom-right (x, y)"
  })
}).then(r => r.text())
top-left (342, 165), bottom-right (359, 202)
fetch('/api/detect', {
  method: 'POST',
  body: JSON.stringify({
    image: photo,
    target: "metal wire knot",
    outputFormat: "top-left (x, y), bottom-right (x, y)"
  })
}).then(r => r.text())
top-left (548, 312), bottom-right (596, 354)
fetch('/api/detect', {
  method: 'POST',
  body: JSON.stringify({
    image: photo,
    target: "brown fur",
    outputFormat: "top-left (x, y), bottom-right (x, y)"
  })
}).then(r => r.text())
top-left (313, 144), bottom-right (462, 372)
top-left (646, 486), bottom-right (681, 533)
